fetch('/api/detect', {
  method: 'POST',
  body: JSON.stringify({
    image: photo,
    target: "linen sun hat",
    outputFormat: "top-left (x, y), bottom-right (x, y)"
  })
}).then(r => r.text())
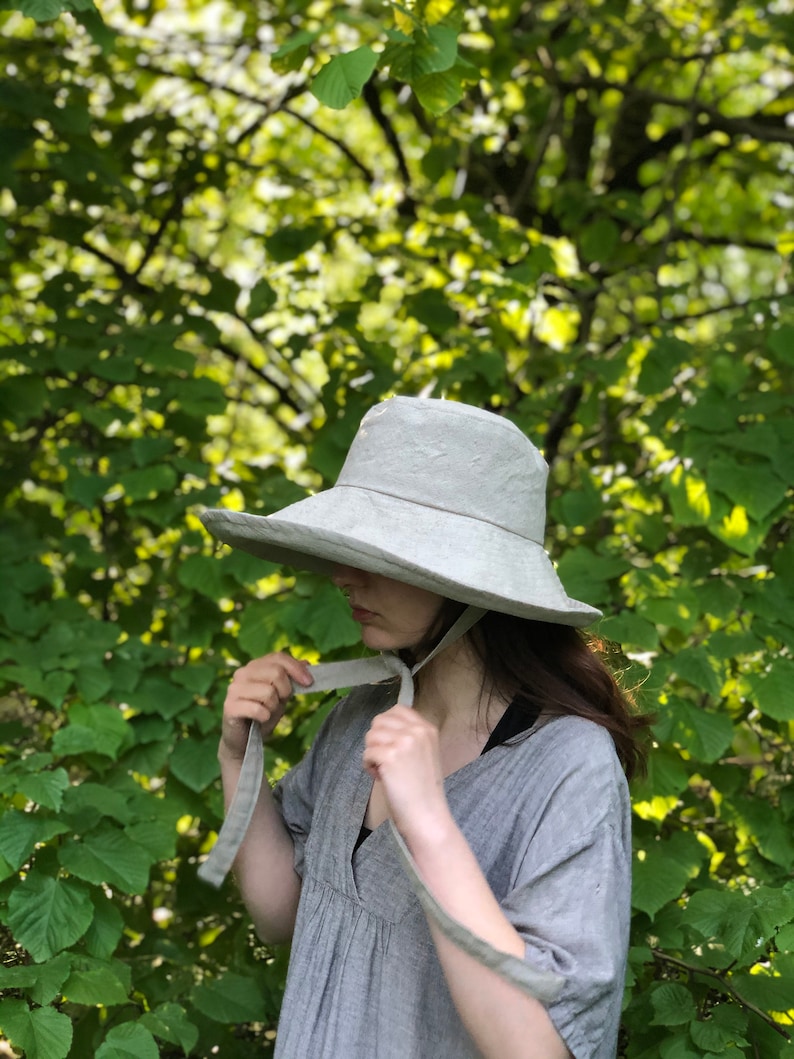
top-left (200, 395), bottom-right (601, 627)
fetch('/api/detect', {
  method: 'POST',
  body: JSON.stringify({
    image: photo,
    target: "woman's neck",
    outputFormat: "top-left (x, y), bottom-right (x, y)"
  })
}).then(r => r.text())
top-left (412, 638), bottom-right (501, 737)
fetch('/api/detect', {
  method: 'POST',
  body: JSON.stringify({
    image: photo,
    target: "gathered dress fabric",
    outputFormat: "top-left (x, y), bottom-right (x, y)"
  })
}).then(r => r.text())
top-left (272, 681), bottom-right (632, 1059)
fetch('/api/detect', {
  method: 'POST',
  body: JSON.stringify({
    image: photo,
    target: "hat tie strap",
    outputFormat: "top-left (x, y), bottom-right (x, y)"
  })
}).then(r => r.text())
top-left (198, 605), bottom-right (564, 1002)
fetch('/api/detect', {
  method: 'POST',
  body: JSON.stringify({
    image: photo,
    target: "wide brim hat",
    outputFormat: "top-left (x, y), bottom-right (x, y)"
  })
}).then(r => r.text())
top-left (200, 397), bottom-right (601, 627)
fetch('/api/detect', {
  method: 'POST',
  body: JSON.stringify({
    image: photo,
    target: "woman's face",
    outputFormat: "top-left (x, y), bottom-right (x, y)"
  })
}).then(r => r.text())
top-left (331, 565), bottom-right (445, 653)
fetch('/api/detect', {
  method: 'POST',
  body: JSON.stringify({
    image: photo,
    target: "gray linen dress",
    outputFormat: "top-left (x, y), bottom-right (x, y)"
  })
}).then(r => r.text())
top-left (272, 680), bottom-right (632, 1059)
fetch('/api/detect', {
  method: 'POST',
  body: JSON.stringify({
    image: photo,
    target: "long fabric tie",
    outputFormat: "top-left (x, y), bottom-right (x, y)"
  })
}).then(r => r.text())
top-left (198, 607), bottom-right (565, 1004)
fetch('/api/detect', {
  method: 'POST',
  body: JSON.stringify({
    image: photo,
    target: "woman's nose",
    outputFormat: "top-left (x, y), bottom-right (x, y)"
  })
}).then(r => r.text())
top-left (331, 564), bottom-right (365, 589)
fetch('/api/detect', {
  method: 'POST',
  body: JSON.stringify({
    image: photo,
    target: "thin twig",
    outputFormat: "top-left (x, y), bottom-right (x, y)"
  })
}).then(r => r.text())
top-left (283, 106), bottom-right (375, 183)
top-left (651, 949), bottom-right (792, 1041)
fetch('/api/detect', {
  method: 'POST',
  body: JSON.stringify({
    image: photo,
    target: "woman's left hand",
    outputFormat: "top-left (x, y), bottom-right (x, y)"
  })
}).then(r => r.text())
top-left (362, 705), bottom-right (452, 845)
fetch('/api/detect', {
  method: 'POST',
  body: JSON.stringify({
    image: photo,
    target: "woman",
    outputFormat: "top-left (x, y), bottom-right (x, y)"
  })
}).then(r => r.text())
top-left (199, 397), bottom-right (648, 1059)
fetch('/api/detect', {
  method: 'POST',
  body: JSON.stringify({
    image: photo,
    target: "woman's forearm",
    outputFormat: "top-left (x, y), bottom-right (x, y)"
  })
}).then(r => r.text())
top-left (219, 749), bottom-right (302, 944)
top-left (406, 813), bottom-right (572, 1059)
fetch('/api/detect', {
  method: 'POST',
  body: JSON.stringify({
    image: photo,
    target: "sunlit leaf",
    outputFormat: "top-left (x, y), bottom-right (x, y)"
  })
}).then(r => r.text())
top-left (311, 47), bottom-right (378, 109)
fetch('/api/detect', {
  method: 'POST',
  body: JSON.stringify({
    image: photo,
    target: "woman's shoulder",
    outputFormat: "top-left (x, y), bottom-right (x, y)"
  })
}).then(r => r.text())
top-left (505, 714), bottom-right (629, 809)
top-left (532, 713), bottom-right (619, 758)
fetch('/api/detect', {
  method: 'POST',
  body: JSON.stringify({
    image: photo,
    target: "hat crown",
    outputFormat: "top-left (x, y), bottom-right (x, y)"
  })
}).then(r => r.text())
top-left (336, 398), bottom-right (548, 544)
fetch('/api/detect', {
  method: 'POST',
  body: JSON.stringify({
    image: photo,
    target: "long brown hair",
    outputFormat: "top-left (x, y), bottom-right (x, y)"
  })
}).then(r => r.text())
top-left (405, 601), bottom-right (651, 781)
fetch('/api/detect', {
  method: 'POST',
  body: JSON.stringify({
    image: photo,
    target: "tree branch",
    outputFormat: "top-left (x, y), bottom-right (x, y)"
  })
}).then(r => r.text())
top-left (660, 290), bottom-right (788, 325)
top-left (362, 80), bottom-right (414, 192)
top-left (79, 238), bottom-right (149, 294)
top-left (651, 949), bottom-right (792, 1041)
top-left (668, 228), bottom-right (777, 254)
top-left (562, 76), bottom-right (794, 146)
top-left (283, 106), bottom-right (375, 183)
top-left (135, 177), bottom-right (193, 278)
top-left (76, 239), bottom-right (310, 417)
top-left (508, 91), bottom-right (564, 217)
top-left (544, 383), bottom-right (584, 465)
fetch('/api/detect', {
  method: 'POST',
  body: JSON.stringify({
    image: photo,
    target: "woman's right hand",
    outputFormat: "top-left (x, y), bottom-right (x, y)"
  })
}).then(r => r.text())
top-left (220, 652), bottom-right (314, 761)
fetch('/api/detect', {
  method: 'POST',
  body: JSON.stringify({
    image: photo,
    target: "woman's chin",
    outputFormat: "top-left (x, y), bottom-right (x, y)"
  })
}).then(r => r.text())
top-left (359, 627), bottom-right (413, 654)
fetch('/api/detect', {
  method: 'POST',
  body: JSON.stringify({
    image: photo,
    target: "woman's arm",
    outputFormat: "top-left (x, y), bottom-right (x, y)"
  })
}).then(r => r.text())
top-left (363, 705), bottom-right (573, 1059)
top-left (408, 813), bottom-right (572, 1059)
top-left (217, 652), bottom-right (313, 944)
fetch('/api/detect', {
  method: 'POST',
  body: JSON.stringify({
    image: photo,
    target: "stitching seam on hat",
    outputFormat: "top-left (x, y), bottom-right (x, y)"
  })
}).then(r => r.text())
top-left (330, 484), bottom-right (545, 547)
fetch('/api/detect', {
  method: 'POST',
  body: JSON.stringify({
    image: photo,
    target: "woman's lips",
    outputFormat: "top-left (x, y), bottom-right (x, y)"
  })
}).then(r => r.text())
top-left (350, 605), bottom-right (375, 622)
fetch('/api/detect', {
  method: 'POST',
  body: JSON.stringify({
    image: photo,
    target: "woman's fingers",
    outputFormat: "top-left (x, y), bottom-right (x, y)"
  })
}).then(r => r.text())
top-left (221, 652), bottom-right (314, 758)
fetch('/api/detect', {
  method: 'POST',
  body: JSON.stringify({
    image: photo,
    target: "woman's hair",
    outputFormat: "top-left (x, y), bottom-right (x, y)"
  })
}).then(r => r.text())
top-left (405, 600), bottom-right (651, 781)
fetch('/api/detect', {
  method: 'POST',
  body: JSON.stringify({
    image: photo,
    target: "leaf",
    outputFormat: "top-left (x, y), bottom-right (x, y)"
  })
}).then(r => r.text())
top-left (686, 1016), bottom-right (749, 1050)
top-left (747, 659), bottom-right (794, 721)
top-left (177, 554), bottom-right (226, 598)
top-left (118, 464), bottom-right (178, 501)
top-left (639, 592), bottom-right (700, 635)
top-left (125, 675), bottom-right (194, 719)
top-left (729, 969), bottom-right (794, 1010)
top-left (266, 224), bottom-right (324, 263)
top-left (311, 47), bottom-right (378, 109)
top-left (18, 768), bottom-right (70, 811)
top-left (579, 216), bottom-right (621, 266)
top-left (0, 812), bottom-right (69, 871)
top-left (650, 981), bottom-right (697, 1026)
top-left (728, 797), bottom-right (794, 871)
top-left (131, 436), bottom-right (174, 468)
top-left (598, 612), bottom-right (659, 651)
top-left (190, 971), bottom-right (270, 1023)
top-left (389, 25), bottom-right (458, 81)
top-left (139, 1003), bottom-right (199, 1054)
top-left (125, 818), bottom-right (177, 861)
top-left (95, 1022), bottom-right (159, 1059)
top-left (0, 1001), bottom-right (73, 1059)
top-left (11, 0), bottom-right (66, 20)
top-left (664, 699), bottom-right (734, 764)
top-left (280, 583), bottom-right (361, 652)
top-left (83, 891), bottom-right (125, 960)
top-left (62, 782), bottom-right (131, 826)
top-left (637, 337), bottom-right (690, 395)
top-left (169, 734), bottom-right (221, 793)
top-left (237, 599), bottom-right (281, 656)
top-left (767, 325), bottom-right (794, 366)
top-left (6, 873), bottom-right (94, 961)
top-left (74, 664), bottom-right (113, 703)
top-left (52, 703), bottom-right (128, 759)
top-left (198, 272), bottom-right (240, 313)
top-left (633, 833), bottom-right (706, 918)
top-left (404, 288), bottom-right (457, 334)
top-left (0, 953), bottom-right (71, 1006)
top-left (248, 278), bottom-right (278, 317)
top-left (688, 1005), bottom-right (749, 1051)
top-left (707, 455), bottom-right (789, 522)
top-left (272, 30), bottom-right (318, 74)
top-left (62, 956), bottom-right (131, 1006)
top-left (632, 849), bottom-right (693, 918)
top-left (670, 647), bottom-right (722, 698)
top-left (683, 888), bottom-right (739, 937)
top-left (58, 823), bottom-right (153, 893)
top-left (553, 548), bottom-right (629, 602)
top-left (658, 1033), bottom-right (701, 1059)
top-left (412, 68), bottom-right (465, 115)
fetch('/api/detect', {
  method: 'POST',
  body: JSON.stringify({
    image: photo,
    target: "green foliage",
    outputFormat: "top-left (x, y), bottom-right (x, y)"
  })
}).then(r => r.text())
top-left (1, 0), bottom-right (793, 1056)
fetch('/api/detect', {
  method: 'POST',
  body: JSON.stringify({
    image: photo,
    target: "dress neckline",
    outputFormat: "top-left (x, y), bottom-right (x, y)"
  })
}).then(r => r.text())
top-left (353, 695), bottom-right (541, 853)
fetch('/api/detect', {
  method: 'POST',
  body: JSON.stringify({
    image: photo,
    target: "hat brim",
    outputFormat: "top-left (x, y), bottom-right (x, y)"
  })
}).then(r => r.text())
top-left (201, 488), bottom-right (601, 628)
